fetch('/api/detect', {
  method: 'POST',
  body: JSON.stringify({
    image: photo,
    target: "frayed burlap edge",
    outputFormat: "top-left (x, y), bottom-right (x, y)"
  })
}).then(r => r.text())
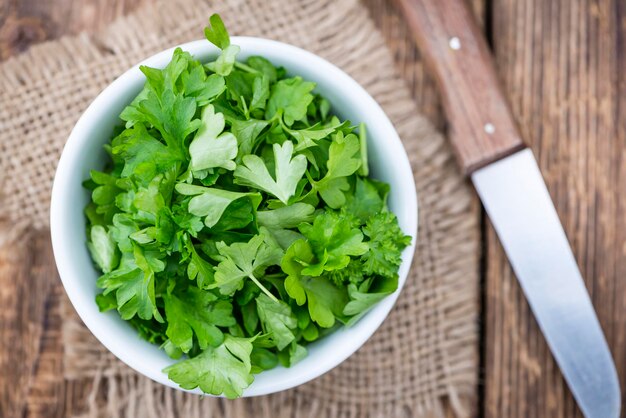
top-left (0, 0), bottom-right (479, 417)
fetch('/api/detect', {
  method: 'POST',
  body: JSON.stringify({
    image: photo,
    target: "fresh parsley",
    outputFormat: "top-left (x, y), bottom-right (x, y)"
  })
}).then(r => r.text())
top-left (85, 14), bottom-right (411, 398)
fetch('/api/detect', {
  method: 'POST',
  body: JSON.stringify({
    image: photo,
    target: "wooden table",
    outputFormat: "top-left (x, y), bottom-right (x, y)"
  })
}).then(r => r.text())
top-left (1, 0), bottom-right (624, 417)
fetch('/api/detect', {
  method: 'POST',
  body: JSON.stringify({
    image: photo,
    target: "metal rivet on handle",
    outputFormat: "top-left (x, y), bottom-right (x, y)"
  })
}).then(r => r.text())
top-left (484, 123), bottom-right (495, 134)
top-left (449, 37), bottom-right (461, 50)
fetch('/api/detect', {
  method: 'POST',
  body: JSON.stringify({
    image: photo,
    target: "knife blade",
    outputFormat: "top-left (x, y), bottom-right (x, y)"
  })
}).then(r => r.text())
top-left (473, 149), bottom-right (621, 418)
top-left (396, 0), bottom-right (621, 416)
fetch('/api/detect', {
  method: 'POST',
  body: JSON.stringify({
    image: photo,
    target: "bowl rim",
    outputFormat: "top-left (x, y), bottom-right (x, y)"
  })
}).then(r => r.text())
top-left (50, 36), bottom-right (418, 397)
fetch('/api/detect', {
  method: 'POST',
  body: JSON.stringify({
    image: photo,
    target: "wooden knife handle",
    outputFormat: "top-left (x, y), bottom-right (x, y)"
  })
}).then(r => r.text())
top-left (396, 0), bottom-right (526, 174)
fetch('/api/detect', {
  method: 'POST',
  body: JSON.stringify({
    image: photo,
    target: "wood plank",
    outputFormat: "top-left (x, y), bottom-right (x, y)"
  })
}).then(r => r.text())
top-left (362, 0), bottom-right (444, 131)
top-left (24, 280), bottom-right (67, 418)
top-left (484, 0), bottom-right (626, 416)
top-left (0, 231), bottom-right (59, 418)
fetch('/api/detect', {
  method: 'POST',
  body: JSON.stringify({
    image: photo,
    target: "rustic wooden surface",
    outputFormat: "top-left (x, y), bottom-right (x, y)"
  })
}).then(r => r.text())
top-left (0, 0), bottom-right (624, 417)
top-left (485, 0), bottom-right (626, 417)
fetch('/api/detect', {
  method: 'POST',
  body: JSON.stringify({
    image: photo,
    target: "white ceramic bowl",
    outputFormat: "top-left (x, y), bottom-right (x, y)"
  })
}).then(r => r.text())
top-left (51, 37), bottom-right (418, 396)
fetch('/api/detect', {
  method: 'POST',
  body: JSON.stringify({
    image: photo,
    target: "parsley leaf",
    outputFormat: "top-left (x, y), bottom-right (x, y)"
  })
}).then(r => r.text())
top-left (164, 335), bottom-right (255, 398)
top-left (234, 141), bottom-right (307, 204)
top-left (229, 118), bottom-right (269, 158)
top-left (256, 293), bottom-right (297, 350)
top-left (181, 69), bottom-right (225, 105)
top-left (357, 123), bottom-right (369, 176)
top-left (134, 80), bottom-right (201, 150)
top-left (189, 105), bottom-right (238, 173)
top-left (97, 246), bottom-right (164, 323)
top-left (326, 259), bottom-right (365, 287)
top-left (247, 56), bottom-right (278, 82)
top-left (212, 230), bottom-right (283, 300)
top-left (344, 177), bottom-right (388, 224)
top-left (281, 240), bottom-right (348, 327)
top-left (278, 341), bottom-right (308, 367)
top-left (111, 125), bottom-right (182, 183)
top-left (207, 45), bottom-right (240, 77)
top-left (88, 225), bottom-right (120, 273)
top-left (257, 203), bottom-right (315, 248)
top-left (175, 183), bottom-right (261, 228)
top-left (361, 212), bottom-right (411, 278)
top-left (186, 239), bottom-right (215, 289)
top-left (298, 211), bottom-right (368, 275)
top-left (250, 74), bottom-right (270, 112)
top-left (343, 276), bottom-right (398, 326)
top-left (312, 132), bottom-right (362, 208)
top-left (286, 119), bottom-right (346, 151)
top-left (204, 13), bottom-right (231, 49)
top-left (266, 77), bottom-right (316, 126)
top-left (164, 286), bottom-right (235, 352)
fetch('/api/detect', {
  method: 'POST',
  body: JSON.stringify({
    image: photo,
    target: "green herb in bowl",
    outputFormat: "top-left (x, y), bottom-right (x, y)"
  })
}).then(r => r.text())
top-left (84, 14), bottom-right (410, 398)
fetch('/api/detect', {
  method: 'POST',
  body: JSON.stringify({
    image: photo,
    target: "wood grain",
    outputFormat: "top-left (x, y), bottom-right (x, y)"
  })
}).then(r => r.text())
top-left (0, 0), bottom-right (150, 59)
top-left (0, 232), bottom-right (59, 417)
top-left (362, 0), bottom-right (484, 133)
top-left (396, 0), bottom-right (525, 174)
top-left (484, 0), bottom-right (626, 417)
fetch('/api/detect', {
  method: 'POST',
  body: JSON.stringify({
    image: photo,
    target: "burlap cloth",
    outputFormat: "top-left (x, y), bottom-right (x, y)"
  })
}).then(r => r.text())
top-left (0, 0), bottom-right (479, 416)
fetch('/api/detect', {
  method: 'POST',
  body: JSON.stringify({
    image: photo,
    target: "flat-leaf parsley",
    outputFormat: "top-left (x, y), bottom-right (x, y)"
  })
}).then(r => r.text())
top-left (85, 14), bottom-right (411, 398)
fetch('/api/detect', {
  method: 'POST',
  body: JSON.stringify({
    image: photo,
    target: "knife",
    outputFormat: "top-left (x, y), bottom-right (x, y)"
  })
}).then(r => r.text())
top-left (395, 0), bottom-right (621, 416)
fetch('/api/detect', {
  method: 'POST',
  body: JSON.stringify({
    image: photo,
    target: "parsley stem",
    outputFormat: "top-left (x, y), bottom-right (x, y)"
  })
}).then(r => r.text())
top-left (234, 62), bottom-right (259, 74)
top-left (247, 274), bottom-right (279, 303)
